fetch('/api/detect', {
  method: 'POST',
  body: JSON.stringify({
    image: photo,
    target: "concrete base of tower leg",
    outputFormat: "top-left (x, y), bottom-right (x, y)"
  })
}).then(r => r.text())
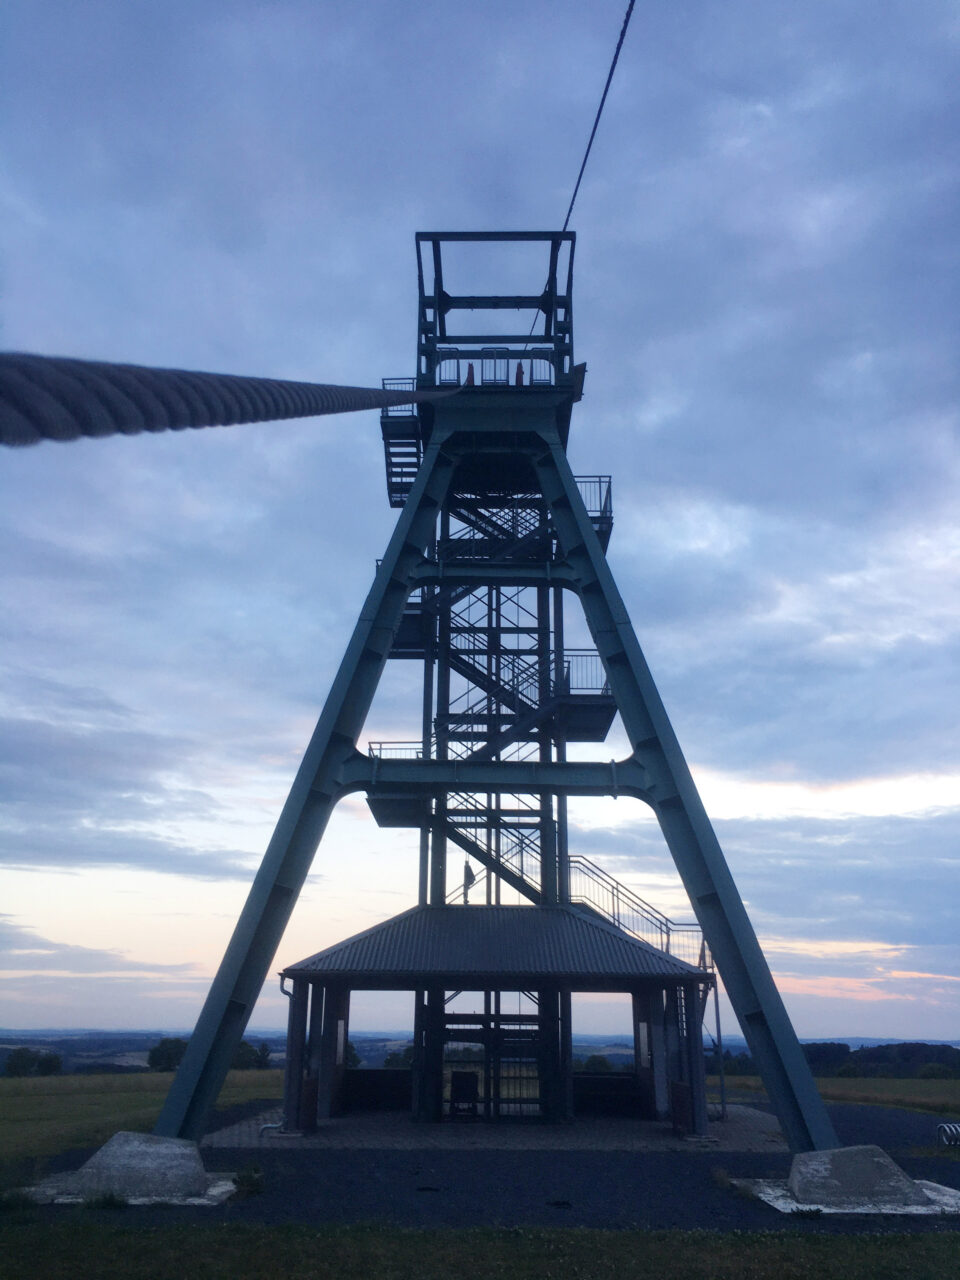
top-left (17, 1131), bottom-right (236, 1205)
top-left (733, 1144), bottom-right (960, 1215)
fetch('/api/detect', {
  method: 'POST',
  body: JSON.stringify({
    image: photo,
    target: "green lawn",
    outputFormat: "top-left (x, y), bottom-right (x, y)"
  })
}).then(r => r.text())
top-left (712, 1075), bottom-right (960, 1117)
top-left (5, 1069), bottom-right (958, 1181)
top-left (0, 1069), bottom-right (282, 1174)
top-left (1, 1223), bottom-right (959, 1280)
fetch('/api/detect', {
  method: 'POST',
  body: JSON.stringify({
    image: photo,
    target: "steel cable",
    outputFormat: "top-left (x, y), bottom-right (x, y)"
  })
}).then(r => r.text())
top-left (0, 353), bottom-right (450, 447)
top-left (562, 0), bottom-right (636, 231)
top-left (524, 0), bottom-right (636, 344)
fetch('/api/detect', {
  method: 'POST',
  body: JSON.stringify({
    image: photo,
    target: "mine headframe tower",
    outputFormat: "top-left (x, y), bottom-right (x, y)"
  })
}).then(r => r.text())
top-left (156, 232), bottom-right (837, 1152)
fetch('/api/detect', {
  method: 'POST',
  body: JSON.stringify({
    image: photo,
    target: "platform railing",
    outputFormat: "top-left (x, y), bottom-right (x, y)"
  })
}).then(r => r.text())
top-left (556, 650), bottom-right (610, 695)
top-left (446, 649), bottom-right (609, 706)
top-left (573, 476), bottom-right (612, 521)
top-left (381, 377), bottom-right (418, 416)
top-left (367, 741), bottom-right (425, 759)
top-left (433, 349), bottom-right (559, 388)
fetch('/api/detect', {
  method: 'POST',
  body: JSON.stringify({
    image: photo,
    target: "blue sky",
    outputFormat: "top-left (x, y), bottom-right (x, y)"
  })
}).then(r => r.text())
top-left (1, 0), bottom-right (958, 1038)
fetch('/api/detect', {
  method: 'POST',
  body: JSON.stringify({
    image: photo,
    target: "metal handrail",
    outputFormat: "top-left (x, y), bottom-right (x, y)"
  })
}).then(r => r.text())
top-left (380, 377), bottom-right (418, 417)
top-left (367, 741), bottom-right (424, 759)
top-left (574, 476), bottom-right (612, 519)
top-left (568, 853), bottom-right (711, 970)
top-left (445, 646), bottom-right (609, 700)
top-left (428, 350), bottom-right (559, 388)
top-left (557, 650), bottom-right (609, 695)
top-left (446, 851), bottom-right (708, 969)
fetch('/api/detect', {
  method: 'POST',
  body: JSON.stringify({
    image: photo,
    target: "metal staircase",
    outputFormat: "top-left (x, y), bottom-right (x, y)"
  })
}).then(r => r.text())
top-left (445, 848), bottom-right (711, 973)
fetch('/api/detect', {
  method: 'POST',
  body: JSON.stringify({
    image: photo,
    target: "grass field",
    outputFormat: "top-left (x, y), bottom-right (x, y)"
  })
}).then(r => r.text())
top-left (1, 1222), bottom-right (959, 1280)
top-left (0, 1069), bottom-right (283, 1175)
top-left (3, 1073), bottom-right (960, 1278)
top-left (3, 1069), bottom-right (958, 1180)
top-left (712, 1075), bottom-right (960, 1116)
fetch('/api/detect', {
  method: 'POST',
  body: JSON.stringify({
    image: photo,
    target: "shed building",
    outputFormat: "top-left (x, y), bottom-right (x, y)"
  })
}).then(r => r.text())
top-left (280, 904), bottom-right (711, 1129)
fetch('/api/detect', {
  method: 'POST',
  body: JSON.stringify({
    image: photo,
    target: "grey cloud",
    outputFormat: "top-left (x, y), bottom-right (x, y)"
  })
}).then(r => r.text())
top-left (0, 715), bottom-right (213, 819)
top-left (716, 812), bottom-right (960, 951)
top-left (0, 711), bottom-right (258, 880)
top-left (566, 809), bottom-right (960, 955)
top-left (0, 822), bottom-right (256, 881)
top-left (0, 915), bottom-right (196, 974)
top-left (650, 633), bottom-right (960, 782)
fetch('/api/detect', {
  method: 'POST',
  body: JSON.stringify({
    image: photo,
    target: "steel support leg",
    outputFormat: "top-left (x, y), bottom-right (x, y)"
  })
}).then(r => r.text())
top-left (532, 434), bottom-right (837, 1153)
top-left (155, 434), bottom-right (456, 1140)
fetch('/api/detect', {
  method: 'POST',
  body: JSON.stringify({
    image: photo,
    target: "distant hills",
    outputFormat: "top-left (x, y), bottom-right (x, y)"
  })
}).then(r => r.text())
top-left (2, 1028), bottom-right (959, 1077)
top-left (717, 1035), bottom-right (960, 1052)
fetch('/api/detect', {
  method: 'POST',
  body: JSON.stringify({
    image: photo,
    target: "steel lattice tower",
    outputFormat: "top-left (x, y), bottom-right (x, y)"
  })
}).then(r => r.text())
top-left (156, 232), bottom-right (837, 1152)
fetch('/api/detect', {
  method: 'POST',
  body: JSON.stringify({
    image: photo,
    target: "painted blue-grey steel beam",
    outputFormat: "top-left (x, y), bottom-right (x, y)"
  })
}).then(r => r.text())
top-left (410, 561), bottom-right (579, 591)
top-left (154, 431), bottom-right (457, 1140)
top-left (345, 753), bottom-right (650, 801)
top-left (530, 428), bottom-right (838, 1153)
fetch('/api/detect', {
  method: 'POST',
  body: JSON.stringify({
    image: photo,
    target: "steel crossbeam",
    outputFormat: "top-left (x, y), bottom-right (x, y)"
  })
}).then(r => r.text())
top-left (343, 752), bottom-right (650, 800)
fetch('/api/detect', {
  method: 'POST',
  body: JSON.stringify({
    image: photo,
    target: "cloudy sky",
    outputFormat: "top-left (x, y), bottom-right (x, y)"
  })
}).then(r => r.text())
top-left (1, 0), bottom-right (958, 1041)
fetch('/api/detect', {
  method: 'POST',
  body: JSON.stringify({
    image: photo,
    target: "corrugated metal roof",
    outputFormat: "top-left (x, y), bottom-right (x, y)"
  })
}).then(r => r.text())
top-left (282, 905), bottom-right (706, 988)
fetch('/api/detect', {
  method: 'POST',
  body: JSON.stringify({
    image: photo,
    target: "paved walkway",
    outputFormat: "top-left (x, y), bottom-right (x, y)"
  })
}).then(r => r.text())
top-left (202, 1103), bottom-right (786, 1153)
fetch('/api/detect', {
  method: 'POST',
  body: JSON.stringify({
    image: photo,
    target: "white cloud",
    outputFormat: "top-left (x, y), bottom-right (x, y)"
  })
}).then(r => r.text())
top-left (767, 516), bottom-right (960, 652)
top-left (696, 768), bottom-right (960, 821)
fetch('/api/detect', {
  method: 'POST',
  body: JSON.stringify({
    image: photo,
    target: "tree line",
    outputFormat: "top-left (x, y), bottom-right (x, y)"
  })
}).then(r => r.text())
top-left (146, 1038), bottom-right (273, 1072)
top-left (6, 1037), bottom-right (958, 1079)
top-left (715, 1041), bottom-right (960, 1079)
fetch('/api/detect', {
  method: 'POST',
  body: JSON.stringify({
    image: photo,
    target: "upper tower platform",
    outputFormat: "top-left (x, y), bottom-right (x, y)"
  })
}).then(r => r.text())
top-left (415, 231), bottom-right (576, 392)
top-left (381, 232), bottom-right (584, 506)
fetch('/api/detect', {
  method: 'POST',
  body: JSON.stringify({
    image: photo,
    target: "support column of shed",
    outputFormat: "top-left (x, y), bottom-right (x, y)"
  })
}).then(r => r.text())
top-left (298, 981), bottom-right (325, 1132)
top-left (559, 988), bottom-right (574, 1120)
top-left (537, 985), bottom-right (570, 1121)
top-left (414, 985), bottom-right (446, 1121)
top-left (316, 982), bottom-right (351, 1120)
top-left (684, 981), bottom-right (709, 1136)
top-left (664, 986), bottom-right (686, 1129)
top-left (632, 987), bottom-right (669, 1119)
top-left (282, 978), bottom-right (309, 1132)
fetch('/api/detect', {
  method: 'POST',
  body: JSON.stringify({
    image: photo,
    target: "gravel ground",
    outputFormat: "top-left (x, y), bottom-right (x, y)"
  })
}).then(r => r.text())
top-left (829, 1102), bottom-right (955, 1152)
top-left (59, 1103), bottom-right (960, 1235)
top-left (202, 1103), bottom-right (787, 1152)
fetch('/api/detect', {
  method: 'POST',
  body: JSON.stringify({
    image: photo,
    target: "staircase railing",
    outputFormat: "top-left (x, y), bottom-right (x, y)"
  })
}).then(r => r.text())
top-left (443, 847), bottom-right (708, 969)
top-left (568, 854), bottom-right (711, 970)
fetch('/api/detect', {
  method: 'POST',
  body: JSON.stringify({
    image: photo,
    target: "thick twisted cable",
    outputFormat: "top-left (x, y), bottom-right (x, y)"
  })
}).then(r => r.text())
top-left (0, 354), bottom-right (448, 446)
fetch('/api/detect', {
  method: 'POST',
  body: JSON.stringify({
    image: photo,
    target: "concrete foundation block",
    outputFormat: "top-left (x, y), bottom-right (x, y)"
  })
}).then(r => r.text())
top-left (70, 1131), bottom-right (210, 1199)
top-left (788, 1144), bottom-right (932, 1209)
